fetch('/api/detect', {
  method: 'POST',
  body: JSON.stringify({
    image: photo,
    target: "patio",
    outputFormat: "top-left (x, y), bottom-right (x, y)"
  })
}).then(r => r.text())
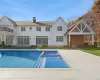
top-left (0, 50), bottom-right (100, 80)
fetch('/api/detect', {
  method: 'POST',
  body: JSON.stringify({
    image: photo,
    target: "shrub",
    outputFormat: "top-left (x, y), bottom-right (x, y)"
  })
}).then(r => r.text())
top-left (84, 43), bottom-right (89, 46)
top-left (41, 45), bottom-right (48, 48)
top-left (1, 41), bottom-right (5, 47)
top-left (31, 45), bottom-right (37, 49)
top-left (0, 44), bottom-right (2, 47)
top-left (63, 45), bottom-right (69, 48)
top-left (94, 42), bottom-right (97, 47)
top-left (7, 45), bottom-right (12, 47)
top-left (3, 45), bottom-right (8, 48)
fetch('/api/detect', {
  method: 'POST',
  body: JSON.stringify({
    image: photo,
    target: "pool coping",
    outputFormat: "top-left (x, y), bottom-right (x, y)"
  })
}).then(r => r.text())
top-left (0, 68), bottom-right (72, 71)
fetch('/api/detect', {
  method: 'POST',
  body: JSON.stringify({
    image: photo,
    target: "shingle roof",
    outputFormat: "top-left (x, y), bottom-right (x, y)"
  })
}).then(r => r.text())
top-left (38, 21), bottom-right (55, 25)
top-left (16, 21), bottom-right (54, 26)
top-left (16, 21), bottom-right (39, 26)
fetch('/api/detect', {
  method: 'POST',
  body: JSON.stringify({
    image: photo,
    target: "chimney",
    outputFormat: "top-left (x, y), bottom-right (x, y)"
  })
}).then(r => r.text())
top-left (33, 17), bottom-right (36, 23)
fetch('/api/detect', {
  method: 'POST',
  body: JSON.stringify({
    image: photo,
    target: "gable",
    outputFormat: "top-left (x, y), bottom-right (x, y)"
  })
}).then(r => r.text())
top-left (0, 16), bottom-right (16, 26)
top-left (54, 17), bottom-right (67, 26)
top-left (69, 20), bottom-right (95, 34)
top-left (0, 17), bottom-right (8, 25)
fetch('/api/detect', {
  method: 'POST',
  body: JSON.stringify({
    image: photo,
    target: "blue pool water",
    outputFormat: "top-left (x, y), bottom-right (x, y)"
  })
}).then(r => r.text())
top-left (0, 50), bottom-right (70, 68)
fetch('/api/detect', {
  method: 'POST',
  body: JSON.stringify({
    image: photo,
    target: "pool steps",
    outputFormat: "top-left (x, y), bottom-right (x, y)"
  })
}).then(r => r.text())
top-left (33, 51), bottom-right (44, 68)
top-left (40, 58), bottom-right (46, 68)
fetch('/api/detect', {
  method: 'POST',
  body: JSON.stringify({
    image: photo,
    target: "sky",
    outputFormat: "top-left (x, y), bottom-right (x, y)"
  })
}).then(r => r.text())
top-left (0, 0), bottom-right (94, 22)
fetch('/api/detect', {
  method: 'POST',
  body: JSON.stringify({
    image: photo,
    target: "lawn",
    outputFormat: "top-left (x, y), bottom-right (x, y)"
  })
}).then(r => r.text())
top-left (83, 48), bottom-right (100, 56)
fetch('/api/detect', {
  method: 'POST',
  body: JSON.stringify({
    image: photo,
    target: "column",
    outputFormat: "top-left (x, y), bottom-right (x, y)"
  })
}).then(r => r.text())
top-left (69, 34), bottom-right (71, 46)
top-left (3, 32), bottom-right (6, 44)
top-left (13, 36), bottom-right (17, 45)
top-left (92, 34), bottom-right (94, 45)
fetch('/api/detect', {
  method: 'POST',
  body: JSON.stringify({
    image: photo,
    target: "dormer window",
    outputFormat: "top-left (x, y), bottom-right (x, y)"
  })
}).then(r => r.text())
top-left (57, 26), bottom-right (62, 31)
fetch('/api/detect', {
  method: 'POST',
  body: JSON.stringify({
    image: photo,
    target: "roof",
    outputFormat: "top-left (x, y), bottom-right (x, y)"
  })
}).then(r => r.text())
top-left (65, 20), bottom-right (80, 35)
top-left (16, 21), bottom-right (39, 26)
top-left (38, 21), bottom-right (55, 25)
top-left (16, 21), bottom-right (54, 26)
top-left (1, 16), bottom-right (17, 26)
top-left (0, 16), bottom-right (68, 27)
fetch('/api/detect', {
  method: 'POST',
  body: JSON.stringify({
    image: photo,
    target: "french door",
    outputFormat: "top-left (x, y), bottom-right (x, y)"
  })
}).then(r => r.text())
top-left (36, 36), bottom-right (48, 45)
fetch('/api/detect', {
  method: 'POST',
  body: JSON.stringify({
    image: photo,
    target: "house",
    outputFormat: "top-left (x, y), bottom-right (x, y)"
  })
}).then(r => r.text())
top-left (0, 16), bottom-right (95, 47)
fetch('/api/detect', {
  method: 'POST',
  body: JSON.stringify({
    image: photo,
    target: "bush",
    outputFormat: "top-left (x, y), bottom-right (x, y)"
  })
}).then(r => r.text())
top-left (84, 43), bottom-right (89, 46)
top-left (31, 45), bottom-right (37, 49)
top-left (1, 41), bottom-right (5, 47)
top-left (41, 45), bottom-right (48, 48)
top-left (7, 45), bottom-right (12, 47)
top-left (94, 42), bottom-right (97, 47)
top-left (3, 45), bottom-right (8, 48)
top-left (0, 44), bottom-right (2, 47)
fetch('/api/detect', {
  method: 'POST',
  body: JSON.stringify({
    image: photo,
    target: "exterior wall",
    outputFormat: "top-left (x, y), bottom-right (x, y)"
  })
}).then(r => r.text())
top-left (0, 17), bottom-right (15, 44)
top-left (16, 26), bottom-right (52, 45)
top-left (51, 18), bottom-right (67, 46)
top-left (0, 17), bottom-right (14, 29)
top-left (0, 17), bottom-right (68, 46)
top-left (16, 20), bottom-right (68, 46)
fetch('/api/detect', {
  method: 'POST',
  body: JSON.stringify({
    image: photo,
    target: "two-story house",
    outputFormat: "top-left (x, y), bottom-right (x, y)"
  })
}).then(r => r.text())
top-left (0, 16), bottom-right (95, 47)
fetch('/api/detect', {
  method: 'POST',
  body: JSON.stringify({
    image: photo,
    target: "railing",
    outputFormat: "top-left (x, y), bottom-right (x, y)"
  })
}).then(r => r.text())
top-left (0, 25), bottom-right (9, 27)
top-left (0, 26), bottom-right (13, 33)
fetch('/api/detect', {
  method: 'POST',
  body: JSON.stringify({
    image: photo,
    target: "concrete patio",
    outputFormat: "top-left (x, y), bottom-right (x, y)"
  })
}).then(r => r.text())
top-left (0, 50), bottom-right (100, 80)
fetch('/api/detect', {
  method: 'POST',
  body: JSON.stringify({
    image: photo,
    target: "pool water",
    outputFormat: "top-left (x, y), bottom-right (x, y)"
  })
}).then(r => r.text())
top-left (0, 50), bottom-right (70, 68)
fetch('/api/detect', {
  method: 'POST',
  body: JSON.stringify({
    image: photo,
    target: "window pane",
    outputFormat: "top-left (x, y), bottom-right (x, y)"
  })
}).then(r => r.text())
top-left (17, 36), bottom-right (29, 45)
top-left (37, 27), bottom-right (41, 31)
top-left (6, 36), bottom-right (13, 45)
top-left (46, 27), bottom-right (50, 31)
top-left (56, 36), bottom-right (63, 42)
top-left (57, 26), bottom-right (62, 31)
top-left (30, 27), bottom-right (32, 30)
top-left (36, 36), bottom-right (48, 45)
top-left (21, 27), bottom-right (26, 31)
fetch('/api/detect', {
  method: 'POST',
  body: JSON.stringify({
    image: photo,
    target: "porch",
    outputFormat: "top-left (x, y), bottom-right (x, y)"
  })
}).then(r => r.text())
top-left (68, 34), bottom-right (94, 47)
top-left (66, 20), bottom-right (95, 47)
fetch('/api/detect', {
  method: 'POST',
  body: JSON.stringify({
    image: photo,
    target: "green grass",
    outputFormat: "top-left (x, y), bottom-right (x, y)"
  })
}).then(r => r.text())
top-left (82, 48), bottom-right (100, 56)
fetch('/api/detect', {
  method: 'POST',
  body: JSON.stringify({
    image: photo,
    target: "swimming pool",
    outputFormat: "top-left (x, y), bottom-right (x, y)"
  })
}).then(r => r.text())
top-left (0, 50), bottom-right (70, 68)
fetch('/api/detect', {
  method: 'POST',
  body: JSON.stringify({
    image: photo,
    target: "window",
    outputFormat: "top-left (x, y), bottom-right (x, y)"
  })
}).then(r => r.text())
top-left (6, 36), bottom-right (13, 45)
top-left (56, 36), bottom-right (63, 42)
top-left (36, 36), bottom-right (48, 45)
top-left (9, 25), bottom-right (11, 27)
top-left (30, 27), bottom-right (32, 30)
top-left (21, 27), bottom-right (26, 31)
top-left (37, 27), bottom-right (41, 31)
top-left (17, 36), bottom-right (30, 45)
top-left (57, 26), bottom-right (62, 31)
top-left (45, 27), bottom-right (50, 31)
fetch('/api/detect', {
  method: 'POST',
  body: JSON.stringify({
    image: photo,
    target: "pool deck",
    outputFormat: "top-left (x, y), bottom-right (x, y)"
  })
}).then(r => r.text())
top-left (0, 50), bottom-right (100, 80)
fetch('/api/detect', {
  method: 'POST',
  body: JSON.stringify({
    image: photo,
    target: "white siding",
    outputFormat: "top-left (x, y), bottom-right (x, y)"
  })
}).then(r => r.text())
top-left (50, 18), bottom-right (68, 46)
top-left (0, 17), bottom-right (68, 46)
